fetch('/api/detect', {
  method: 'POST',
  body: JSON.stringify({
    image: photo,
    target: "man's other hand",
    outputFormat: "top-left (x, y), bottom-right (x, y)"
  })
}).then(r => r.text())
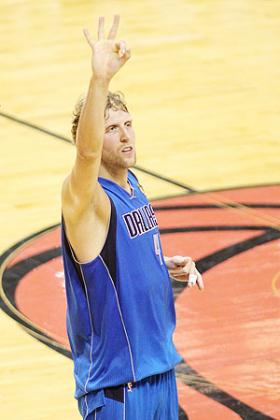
top-left (164, 256), bottom-right (204, 290)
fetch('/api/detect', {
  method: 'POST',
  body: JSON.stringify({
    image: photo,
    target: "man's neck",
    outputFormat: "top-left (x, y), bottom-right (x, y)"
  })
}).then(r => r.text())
top-left (99, 165), bottom-right (130, 192)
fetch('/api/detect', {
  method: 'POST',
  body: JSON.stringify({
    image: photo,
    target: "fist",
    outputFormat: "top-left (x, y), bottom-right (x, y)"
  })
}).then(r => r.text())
top-left (165, 255), bottom-right (204, 290)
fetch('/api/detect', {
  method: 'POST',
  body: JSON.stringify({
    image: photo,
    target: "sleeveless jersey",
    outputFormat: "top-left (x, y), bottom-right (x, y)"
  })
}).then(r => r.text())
top-left (60, 170), bottom-right (182, 400)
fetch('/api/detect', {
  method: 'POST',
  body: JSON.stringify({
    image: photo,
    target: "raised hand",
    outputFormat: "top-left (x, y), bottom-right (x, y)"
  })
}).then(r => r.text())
top-left (83, 15), bottom-right (131, 81)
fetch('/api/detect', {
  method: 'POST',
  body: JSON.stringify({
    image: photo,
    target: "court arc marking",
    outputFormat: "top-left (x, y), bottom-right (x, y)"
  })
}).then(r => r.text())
top-left (1, 105), bottom-right (279, 419)
top-left (1, 189), bottom-right (279, 419)
top-left (1, 225), bottom-right (277, 419)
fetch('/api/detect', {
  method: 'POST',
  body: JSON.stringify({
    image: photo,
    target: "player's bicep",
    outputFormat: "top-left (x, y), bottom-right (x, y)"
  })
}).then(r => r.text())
top-left (61, 175), bottom-right (111, 263)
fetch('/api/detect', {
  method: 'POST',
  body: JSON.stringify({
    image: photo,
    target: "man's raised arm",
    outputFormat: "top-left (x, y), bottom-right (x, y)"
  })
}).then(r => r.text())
top-left (62, 14), bottom-right (131, 215)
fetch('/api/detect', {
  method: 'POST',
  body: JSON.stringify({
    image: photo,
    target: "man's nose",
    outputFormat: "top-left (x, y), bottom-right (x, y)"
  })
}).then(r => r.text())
top-left (119, 126), bottom-right (130, 142)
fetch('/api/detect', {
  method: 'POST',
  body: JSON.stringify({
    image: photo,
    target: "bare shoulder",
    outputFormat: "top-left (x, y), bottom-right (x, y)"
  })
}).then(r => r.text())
top-left (61, 175), bottom-right (111, 263)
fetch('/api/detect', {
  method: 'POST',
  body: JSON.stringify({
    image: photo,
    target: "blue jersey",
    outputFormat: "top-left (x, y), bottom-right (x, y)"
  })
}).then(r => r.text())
top-left (61, 170), bottom-right (182, 400)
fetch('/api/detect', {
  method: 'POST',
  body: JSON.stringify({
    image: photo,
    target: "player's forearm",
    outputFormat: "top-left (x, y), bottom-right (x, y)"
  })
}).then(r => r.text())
top-left (76, 75), bottom-right (110, 158)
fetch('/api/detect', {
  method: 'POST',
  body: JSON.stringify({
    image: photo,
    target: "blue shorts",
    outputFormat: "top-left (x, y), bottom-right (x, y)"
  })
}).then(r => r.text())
top-left (78, 368), bottom-right (179, 420)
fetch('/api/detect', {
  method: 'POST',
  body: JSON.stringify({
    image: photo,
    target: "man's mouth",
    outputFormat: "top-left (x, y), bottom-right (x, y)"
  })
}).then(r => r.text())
top-left (121, 146), bottom-right (133, 153)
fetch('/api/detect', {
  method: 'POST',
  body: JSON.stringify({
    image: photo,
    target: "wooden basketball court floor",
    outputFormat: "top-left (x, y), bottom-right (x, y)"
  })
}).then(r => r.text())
top-left (1, 1), bottom-right (280, 419)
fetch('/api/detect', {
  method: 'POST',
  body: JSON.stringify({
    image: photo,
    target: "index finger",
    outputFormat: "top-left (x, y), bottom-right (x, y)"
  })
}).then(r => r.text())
top-left (107, 14), bottom-right (120, 40)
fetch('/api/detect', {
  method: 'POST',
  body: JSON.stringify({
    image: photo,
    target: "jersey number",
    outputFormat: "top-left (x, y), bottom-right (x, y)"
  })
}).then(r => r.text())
top-left (153, 233), bottom-right (163, 265)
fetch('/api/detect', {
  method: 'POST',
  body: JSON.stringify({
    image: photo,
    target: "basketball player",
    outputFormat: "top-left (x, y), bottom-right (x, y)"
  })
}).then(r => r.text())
top-left (60, 15), bottom-right (204, 419)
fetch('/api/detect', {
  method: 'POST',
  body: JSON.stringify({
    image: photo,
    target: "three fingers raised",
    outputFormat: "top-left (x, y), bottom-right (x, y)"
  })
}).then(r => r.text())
top-left (84, 15), bottom-right (124, 50)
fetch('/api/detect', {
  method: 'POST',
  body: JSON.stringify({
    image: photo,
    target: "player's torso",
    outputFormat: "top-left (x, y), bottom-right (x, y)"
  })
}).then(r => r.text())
top-left (98, 171), bottom-right (170, 295)
top-left (61, 170), bottom-right (181, 395)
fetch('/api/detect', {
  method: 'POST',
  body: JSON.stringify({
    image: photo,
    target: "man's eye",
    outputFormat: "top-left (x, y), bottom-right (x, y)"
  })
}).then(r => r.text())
top-left (110, 126), bottom-right (118, 131)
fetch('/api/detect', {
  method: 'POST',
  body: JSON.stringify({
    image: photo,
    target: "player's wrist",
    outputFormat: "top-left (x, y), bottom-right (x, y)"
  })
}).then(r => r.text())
top-left (91, 73), bottom-right (111, 86)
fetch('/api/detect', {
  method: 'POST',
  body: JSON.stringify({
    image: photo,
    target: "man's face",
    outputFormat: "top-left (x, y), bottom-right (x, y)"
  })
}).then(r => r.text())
top-left (102, 109), bottom-right (136, 170)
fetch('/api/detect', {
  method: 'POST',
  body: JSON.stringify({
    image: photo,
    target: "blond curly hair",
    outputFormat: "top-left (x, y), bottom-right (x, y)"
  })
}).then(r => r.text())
top-left (71, 91), bottom-right (129, 144)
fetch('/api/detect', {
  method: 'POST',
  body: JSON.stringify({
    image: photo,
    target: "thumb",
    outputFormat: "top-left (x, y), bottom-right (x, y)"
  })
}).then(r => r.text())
top-left (113, 40), bottom-right (126, 55)
top-left (114, 40), bottom-right (131, 61)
